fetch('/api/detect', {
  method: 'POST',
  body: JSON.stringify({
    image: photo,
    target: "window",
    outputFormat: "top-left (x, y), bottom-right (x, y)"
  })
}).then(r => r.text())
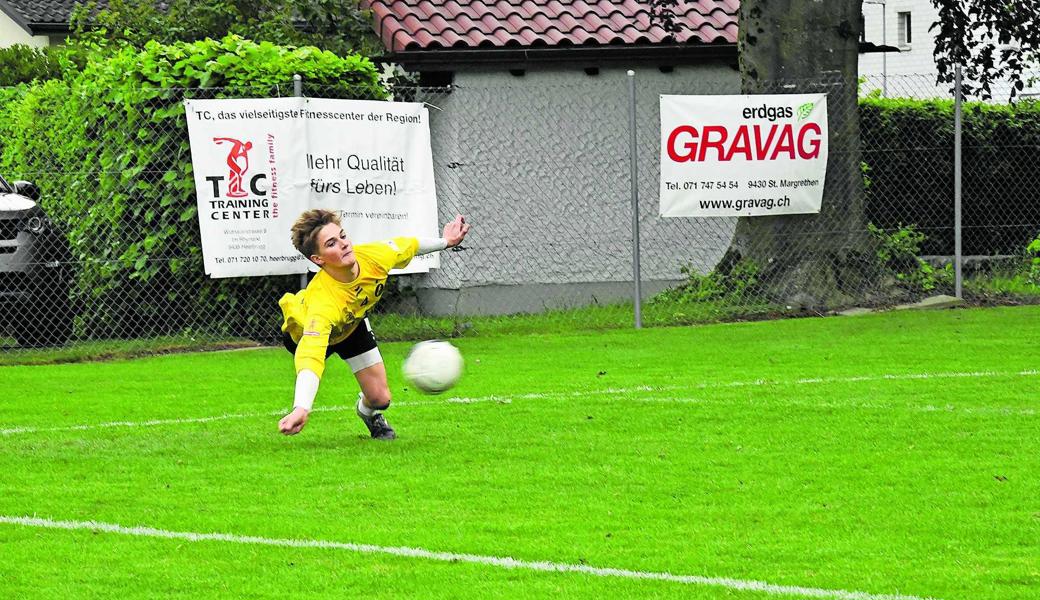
top-left (897, 11), bottom-right (912, 46)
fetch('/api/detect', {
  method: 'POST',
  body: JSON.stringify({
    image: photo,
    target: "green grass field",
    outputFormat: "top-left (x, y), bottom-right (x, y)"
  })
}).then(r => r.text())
top-left (1, 306), bottom-right (1038, 599)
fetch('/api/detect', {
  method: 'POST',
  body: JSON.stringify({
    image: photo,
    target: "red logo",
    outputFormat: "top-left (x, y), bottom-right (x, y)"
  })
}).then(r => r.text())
top-left (213, 137), bottom-right (253, 198)
top-left (666, 123), bottom-right (822, 163)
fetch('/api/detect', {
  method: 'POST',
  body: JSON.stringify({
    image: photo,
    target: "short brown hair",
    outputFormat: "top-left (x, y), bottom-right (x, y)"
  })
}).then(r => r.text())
top-left (290, 209), bottom-right (341, 257)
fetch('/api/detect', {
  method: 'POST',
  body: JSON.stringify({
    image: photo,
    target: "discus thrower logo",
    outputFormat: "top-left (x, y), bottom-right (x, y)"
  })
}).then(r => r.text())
top-left (204, 135), bottom-right (272, 221)
top-left (209, 137), bottom-right (267, 198)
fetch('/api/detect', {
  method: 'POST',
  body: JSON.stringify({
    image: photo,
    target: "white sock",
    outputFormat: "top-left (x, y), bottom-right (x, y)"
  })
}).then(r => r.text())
top-left (356, 394), bottom-right (383, 416)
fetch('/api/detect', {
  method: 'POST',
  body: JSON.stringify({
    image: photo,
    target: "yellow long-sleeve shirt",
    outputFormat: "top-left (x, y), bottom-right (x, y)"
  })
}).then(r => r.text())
top-left (279, 237), bottom-right (419, 377)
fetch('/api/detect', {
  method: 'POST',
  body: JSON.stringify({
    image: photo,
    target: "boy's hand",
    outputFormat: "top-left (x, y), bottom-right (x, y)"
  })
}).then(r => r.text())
top-left (442, 215), bottom-right (470, 247)
top-left (278, 407), bottom-right (309, 435)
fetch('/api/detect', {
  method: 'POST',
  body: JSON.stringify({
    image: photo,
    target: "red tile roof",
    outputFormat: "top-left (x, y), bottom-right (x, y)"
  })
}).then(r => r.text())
top-left (361, 0), bottom-right (739, 53)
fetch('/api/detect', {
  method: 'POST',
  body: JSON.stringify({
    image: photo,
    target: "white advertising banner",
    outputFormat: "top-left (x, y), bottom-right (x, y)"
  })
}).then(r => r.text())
top-left (659, 94), bottom-right (828, 217)
top-left (184, 97), bottom-right (439, 278)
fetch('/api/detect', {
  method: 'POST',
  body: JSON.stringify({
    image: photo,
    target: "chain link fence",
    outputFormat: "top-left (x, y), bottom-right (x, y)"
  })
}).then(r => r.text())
top-left (1, 70), bottom-right (1038, 353)
top-left (859, 71), bottom-right (1040, 290)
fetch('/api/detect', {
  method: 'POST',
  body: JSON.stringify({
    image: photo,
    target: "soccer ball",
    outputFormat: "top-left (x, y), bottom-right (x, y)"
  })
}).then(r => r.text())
top-left (402, 340), bottom-right (464, 394)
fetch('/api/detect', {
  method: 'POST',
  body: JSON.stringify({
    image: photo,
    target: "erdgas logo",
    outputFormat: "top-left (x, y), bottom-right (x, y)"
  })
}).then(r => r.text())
top-left (205, 137), bottom-right (272, 220)
top-left (742, 104), bottom-right (793, 121)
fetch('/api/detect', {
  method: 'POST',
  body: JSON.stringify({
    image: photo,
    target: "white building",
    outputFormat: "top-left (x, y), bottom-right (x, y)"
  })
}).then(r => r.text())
top-left (859, 0), bottom-right (1038, 100)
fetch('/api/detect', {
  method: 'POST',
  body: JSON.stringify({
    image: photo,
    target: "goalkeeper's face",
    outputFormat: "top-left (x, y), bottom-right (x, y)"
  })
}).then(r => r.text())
top-left (312, 223), bottom-right (356, 270)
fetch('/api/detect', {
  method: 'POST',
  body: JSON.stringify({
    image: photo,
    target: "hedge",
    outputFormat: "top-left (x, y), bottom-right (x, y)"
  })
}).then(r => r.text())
top-left (0, 36), bottom-right (385, 340)
top-left (861, 97), bottom-right (1040, 256)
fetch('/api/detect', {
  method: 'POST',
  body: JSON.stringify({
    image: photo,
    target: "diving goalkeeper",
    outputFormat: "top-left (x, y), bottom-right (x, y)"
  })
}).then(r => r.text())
top-left (277, 209), bottom-right (470, 439)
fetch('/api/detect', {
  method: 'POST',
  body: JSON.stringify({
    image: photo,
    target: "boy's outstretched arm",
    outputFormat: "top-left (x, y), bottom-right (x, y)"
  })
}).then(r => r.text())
top-left (279, 312), bottom-right (331, 436)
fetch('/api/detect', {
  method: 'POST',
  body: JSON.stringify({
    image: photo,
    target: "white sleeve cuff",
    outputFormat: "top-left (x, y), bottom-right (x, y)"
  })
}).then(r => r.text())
top-left (417, 237), bottom-right (448, 255)
top-left (293, 370), bottom-right (320, 411)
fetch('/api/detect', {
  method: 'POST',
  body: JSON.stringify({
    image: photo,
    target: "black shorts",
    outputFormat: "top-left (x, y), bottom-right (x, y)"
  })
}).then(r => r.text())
top-left (282, 318), bottom-right (380, 369)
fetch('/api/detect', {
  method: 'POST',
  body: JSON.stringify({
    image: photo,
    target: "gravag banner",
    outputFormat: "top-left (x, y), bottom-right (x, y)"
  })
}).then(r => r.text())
top-left (659, 94), bottom-right (828, 218)
top-left (183, 97), bottom-right (439, 278)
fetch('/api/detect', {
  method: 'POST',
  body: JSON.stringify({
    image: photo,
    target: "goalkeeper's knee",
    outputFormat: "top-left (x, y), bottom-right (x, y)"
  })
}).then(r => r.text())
top-left (358, 391), bottom-right (391, 412)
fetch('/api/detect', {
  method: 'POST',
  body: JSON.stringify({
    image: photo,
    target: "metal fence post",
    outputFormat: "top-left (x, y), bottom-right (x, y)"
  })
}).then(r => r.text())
top-left (954, 64), bottom-right (963, 299)
top-left (627, 70), bottom-right (643, 329)
top-left (294, 73), bottom-right (309, 292)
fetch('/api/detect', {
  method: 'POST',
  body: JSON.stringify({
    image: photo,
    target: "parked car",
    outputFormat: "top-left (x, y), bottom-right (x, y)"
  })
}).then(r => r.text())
top-left (0, 174), bottom-right (74, 346)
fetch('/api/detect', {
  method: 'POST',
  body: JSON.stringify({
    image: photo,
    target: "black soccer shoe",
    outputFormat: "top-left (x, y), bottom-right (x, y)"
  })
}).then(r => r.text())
top-left (356, 406), bottom-right (397, 440)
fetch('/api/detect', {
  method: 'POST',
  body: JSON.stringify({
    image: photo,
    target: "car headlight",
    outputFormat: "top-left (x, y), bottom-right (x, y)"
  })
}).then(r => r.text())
top-left (24, 216), bottom-right (45, 234)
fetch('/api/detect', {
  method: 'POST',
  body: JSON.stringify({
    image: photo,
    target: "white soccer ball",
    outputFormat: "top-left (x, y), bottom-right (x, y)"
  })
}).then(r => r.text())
top-left (402, 340), bottom-right (464, 394)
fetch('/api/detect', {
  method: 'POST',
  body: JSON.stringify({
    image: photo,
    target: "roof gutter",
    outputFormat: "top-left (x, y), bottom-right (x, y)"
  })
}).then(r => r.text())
top-left (373, 39), bottom-right (902, 71)
top-left (27, 22), bottom-right (70, 35)
top-left (374, 43), bottom-right (738, 70)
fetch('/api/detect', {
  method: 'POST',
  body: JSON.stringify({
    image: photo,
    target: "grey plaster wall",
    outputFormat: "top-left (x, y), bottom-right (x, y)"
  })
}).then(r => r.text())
top-left (410, 64), bottom-right (740, 315)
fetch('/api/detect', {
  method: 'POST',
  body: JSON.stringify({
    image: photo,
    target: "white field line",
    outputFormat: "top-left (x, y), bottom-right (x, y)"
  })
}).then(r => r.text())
top-left (0, 515), bottom-right (936, 600)
top-left (2, 369), bottom-right (1036, 437)
top-left (633, 396), bottom-right (1039, 417)
top-left (0, 396), bottom-right (510, 437)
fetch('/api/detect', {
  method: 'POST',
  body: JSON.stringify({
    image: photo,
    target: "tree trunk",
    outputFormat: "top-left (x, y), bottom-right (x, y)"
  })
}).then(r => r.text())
top-left (732, 0), bottom-right (873, 309)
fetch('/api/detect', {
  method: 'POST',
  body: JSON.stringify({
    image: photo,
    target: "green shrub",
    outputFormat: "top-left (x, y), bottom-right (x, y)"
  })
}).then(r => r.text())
top-left (0, 45), bottom-right (81, 86)
top-left (0, 35), bottom-right (385, 340)
top-left (867, 223), bottom-right (951, 293)
top-left (70, 0), bottom-right (381, 58)
top-left (860, 97), bottom-right (1040, 256)
top-left (652, 258), bottom-right (762, 305)
top-left (1027, 233), bottom-right (1040, 285)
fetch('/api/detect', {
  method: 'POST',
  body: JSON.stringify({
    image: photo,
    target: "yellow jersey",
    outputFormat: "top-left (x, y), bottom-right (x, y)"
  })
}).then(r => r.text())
top-left (279, 237), bottom-right (419, 377)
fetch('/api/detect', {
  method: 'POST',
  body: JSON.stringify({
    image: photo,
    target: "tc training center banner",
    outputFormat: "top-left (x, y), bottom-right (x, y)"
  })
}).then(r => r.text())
top-left (183, 97), bottom-right (439, 278)
top-left (659, 94), bottom-right (829, 218)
